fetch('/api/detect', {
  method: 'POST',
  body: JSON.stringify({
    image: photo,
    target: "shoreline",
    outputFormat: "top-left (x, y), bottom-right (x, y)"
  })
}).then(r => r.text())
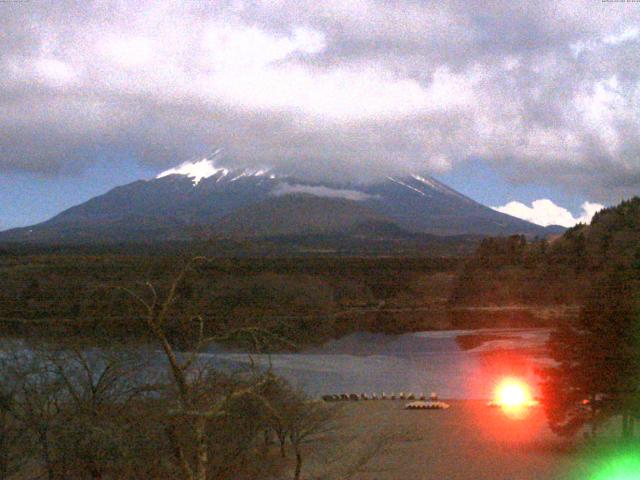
top-left (318, 399), bottom-right (601, 480)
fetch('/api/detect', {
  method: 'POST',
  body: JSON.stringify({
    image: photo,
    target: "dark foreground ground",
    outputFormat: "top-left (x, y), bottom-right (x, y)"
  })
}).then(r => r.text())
top-left (313, 400), bottom-right (632, 480)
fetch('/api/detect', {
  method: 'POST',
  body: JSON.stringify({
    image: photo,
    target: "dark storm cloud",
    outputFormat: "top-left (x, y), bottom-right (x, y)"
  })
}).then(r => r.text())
top-left (0, 0), bottom-right (639, 200)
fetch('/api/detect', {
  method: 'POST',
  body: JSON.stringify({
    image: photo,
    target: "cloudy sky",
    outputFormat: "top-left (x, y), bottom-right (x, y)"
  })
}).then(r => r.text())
top-left (1, 0), bottom-right (639, 229)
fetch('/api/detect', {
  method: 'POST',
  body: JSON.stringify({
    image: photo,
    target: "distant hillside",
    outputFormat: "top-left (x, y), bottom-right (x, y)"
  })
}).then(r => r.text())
top-left (549, 197), bottom-right (640, 271)
top-left (449, 197), bottom-right (640, 308)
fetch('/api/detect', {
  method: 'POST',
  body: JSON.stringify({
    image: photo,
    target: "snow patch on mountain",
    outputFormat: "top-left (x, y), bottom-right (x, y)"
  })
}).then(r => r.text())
top-left (157, 158), bottom-right (229, 186)
top-left (411, 174), bottom-right (442, 192)
top-left (271, 183), bottom-right (375, 201)
top-left (157, 150), bottom-right (274, 186)
top-left (229, 168), bottom-right (271, 182)
top-left (411, 174), bottom-right (473, 203)
top-left (386, 176), bottom-right (426, 196)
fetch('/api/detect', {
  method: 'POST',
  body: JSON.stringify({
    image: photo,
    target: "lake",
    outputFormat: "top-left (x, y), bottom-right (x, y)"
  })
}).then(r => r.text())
top-left (0, 328), bottom-right (551, 400)
top-left (202, 328), bottom-right (551, 399)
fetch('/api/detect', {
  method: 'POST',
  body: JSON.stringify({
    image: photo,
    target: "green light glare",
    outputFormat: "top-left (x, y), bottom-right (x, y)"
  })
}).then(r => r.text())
top-left (590, 453), bottom-right (640, 480)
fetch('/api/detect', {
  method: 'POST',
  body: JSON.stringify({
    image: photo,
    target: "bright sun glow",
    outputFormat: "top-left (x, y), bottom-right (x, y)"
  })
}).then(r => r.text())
top-left (491, 378), bottom-right (536, 417)
top-left (496, 379), bottom-right (529, 407)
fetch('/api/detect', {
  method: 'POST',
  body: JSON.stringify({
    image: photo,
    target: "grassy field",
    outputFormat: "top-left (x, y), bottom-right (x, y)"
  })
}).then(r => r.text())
top-left (306, 400), bottom-right (633, 480)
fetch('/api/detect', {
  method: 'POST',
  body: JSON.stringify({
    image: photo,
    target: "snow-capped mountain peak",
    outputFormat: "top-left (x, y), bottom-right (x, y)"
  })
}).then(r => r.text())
top-left (156, 149), bottom-right (275, 186)
top-left (157, 159), bottom-right (229, 186)
top-left (0, 155), bottom-right (561, 244)
top-left (157, 149), bottom-right (229, 186)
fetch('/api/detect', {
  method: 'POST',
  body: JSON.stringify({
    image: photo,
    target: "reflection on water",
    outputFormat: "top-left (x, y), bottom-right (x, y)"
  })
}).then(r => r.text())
top-left (202, 328), bottom-right (550, 399)
top-left (1, 328), bottom-right (550, 400)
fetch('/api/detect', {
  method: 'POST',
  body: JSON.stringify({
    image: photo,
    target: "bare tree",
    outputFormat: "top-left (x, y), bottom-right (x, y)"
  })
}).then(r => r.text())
top-left (6, 349), bottom-right (66, 480)
top-left (0, 353), bottom-right (33, 480)
top-left (285, 397), bottom-right (336, 480)
top-left (121, 257), bottom-right (290, 480)
top-left (256, 372), bottom-right (292, 458)
top-left (2, 343), bottom-right (164, 480)
top-left (45, 345), bottom-right (156, 479)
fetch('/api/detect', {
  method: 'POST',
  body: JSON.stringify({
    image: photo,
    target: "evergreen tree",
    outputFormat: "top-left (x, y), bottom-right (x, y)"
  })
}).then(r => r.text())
top-left (539, 265), bottom-right (640, 437)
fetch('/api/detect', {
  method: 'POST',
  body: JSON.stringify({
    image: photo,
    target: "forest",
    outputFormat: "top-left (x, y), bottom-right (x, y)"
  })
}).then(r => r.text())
top-left (0, 255), bottom-right (460, 347)
top-left (450, 197), bottom-right (640, 307)
top-left (0, 197), bottom-right (638, 347)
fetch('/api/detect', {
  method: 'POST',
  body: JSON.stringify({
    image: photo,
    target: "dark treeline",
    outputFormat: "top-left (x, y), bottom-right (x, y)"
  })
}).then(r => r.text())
top-left (540, 265), bottom-right (640, 439)
top-left (0, 231), bottom-right (480, 258)
top-left (537, 198), bottom-right (640, 439)
top-left (0, 255), bottom-right (459, 346)
top-left (449, 234), bottom-right (592, 306)
top-left (450, 197), bottom-right (640, 307)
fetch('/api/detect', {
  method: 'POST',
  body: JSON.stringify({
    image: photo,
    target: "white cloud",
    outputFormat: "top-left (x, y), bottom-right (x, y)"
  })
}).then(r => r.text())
top-left (34, 58), bottom-right (77, 84)
top-left (578, 201), bottom-right (606, 225)
top-left (100, 36), bottom-right (153, 68)
top-left (604, 26), bottom-right (640, 45)
top-left (492, 199), bottom-right (604, 228)
top-left (201, 23), bottom-right (326, 70)
top-left (0, 1), bottom-right (639, 199)
top-left (271, 183), bottom-right (374, 201)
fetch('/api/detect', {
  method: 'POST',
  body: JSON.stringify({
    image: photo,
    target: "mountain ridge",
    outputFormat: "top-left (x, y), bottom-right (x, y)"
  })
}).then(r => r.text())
top-left (0, 155), bottom-right (564, 244)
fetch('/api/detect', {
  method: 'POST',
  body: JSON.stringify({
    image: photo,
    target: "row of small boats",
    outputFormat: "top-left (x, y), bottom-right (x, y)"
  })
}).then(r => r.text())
top-left (321, 392), bottom-right (450, 409)
top-left (322, 392), bottom-right (436, 401)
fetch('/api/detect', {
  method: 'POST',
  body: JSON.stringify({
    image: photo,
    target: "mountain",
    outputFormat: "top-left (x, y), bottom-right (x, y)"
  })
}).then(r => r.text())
top-left (214, 195), bottom-right (388, 237)
top-left (0, 153), bottom-right (563, 244)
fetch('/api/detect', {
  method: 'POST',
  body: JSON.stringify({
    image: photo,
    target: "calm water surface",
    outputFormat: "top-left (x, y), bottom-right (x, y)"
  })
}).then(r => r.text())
top-left (202, 328), bottom-right (551, 399)
top-left (1, 328), bottom-right (550, 400)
